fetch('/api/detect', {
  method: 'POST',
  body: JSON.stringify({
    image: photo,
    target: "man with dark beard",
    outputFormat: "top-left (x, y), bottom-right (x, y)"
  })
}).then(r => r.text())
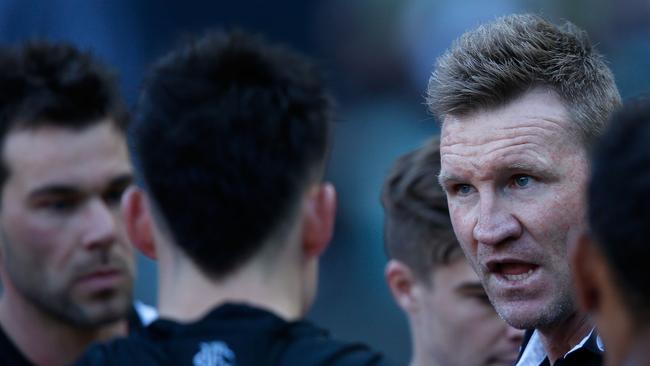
top-left (0, 41), bottom-right (154, 366)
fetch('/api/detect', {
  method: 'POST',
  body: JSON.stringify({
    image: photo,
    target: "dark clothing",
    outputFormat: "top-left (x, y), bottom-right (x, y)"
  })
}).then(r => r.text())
top-left (0, 305), bottom-right (150, 366)
top-left (76, 303), bottom-right (392, 366)
top-left (0, 323), bottom-right (32, 366)
top-left (516, 329), bottom-right (603, 366)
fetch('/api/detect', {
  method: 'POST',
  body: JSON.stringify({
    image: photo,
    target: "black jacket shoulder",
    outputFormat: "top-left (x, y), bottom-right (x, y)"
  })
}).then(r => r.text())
top-left (75, 303), bottom-right (394, 366)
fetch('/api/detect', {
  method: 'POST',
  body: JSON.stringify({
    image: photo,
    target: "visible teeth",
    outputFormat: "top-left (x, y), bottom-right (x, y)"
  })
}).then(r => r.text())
top-left (503, 269), bottom-right (534, 281)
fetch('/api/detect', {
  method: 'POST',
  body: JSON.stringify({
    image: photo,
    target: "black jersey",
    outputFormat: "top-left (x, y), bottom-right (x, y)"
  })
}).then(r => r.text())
top-left (0, 323), bottom-right (33, 366)
top-left (76, 303), bottom-right (392, 366)
top-left (0, 304), bottom-right (154, 366)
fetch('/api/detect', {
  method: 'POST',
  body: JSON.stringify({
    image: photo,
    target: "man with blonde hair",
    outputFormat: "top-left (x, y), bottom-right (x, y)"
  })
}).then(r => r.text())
top-left (429, 14), bottom-right (620, 366)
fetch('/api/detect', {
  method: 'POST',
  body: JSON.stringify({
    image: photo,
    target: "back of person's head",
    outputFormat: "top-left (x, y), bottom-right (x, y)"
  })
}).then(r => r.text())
top-left (381, 137), bottom-right (462, 284)
top-left (427, 13), bottom-right (621, 148)
top-left (589, 99), bottom-right (650, 323)
top-left (0, 40), bottom-right (128, 188)
top-left (131, 30), bottom-right (333, 279)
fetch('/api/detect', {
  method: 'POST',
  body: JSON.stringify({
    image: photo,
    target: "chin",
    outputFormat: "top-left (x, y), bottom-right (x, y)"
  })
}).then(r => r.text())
top-left (75, 293), bottom-right (132, 327)
top-left (497, 298), bottom-right (573, 330)
top-left (493, 301), bottom-right (543, 329)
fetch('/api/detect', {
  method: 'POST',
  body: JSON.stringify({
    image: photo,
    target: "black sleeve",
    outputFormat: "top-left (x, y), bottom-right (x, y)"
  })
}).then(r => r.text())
top-left (279, 338), bottom-right (397, 366)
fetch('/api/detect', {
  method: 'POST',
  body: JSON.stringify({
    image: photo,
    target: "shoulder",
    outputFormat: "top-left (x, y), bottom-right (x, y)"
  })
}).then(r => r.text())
top-left (278, 321), bottom-right (394, 366)
top-left (73, 337), bottom-right (165, 366)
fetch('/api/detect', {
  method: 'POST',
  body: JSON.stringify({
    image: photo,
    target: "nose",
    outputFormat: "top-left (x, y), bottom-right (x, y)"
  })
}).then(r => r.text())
top-left (81, 198), bottom-right (117, 249)
top-left (473, 192), bottom-right (521, 246)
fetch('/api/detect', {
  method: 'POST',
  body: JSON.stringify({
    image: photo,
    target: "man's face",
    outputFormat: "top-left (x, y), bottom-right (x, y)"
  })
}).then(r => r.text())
top-left (438, 88), bottom-right (589, 329)
top-left (416, 257), bottom-right (523, 366)
top-left (0, 121), bottom-right (135, 327)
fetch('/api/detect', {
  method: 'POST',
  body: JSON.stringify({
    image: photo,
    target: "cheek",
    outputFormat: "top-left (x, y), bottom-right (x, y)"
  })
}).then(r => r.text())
top-left (449, 204), bottom-right (476, 251)
top-left (111, 210), bottom-right (133, 251)
top-left (428, 294), bottom-right (477, 339)
top-left (421, 295), bottom-right (464, 355)
top-left (524, 188), bottom-right (586, 248)
top-left (435, 300), bottom-right (503, 363)
top-left (4, 212), bottom-right (73, 269)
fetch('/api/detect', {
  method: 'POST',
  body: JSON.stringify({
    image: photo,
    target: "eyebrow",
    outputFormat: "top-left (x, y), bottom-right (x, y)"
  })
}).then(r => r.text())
top-left (438, 160), bottom-right (555, 188)
top-left (437, 170), bottom-right (460, 189)
top-left (106, 174), bottom-right (134, 190)
top-left (28, 173), bottom-right (133, 198)
top-left (504, 162), bottom-right (547, 173)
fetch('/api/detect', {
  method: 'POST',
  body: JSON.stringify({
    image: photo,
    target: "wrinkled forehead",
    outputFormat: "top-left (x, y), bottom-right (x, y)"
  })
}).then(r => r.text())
top-left (437, 93), bottom-right (590, 184)
top-left (440, 89), bottom-right (580, 151)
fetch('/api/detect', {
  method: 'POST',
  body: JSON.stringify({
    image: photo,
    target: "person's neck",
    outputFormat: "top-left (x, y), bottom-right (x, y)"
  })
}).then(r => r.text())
top-left (157, 247), bottom-right (307, 323)
top-left (0, 291), bottom-right (127, 366)
top-left (537, 310), bottom-right (593, 364)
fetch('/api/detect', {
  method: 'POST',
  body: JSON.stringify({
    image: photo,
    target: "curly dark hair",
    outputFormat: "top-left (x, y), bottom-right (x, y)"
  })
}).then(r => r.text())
top-left (0, 40), bottom-right (128, 188)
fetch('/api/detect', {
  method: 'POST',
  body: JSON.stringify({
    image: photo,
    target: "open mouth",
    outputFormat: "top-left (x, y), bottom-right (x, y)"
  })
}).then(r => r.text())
top-left (487, 261), bottom-right (539, 282)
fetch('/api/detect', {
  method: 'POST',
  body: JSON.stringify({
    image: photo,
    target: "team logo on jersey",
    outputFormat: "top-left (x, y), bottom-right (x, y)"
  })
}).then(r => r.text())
top-left (192, 341), bottom-right (236, 366)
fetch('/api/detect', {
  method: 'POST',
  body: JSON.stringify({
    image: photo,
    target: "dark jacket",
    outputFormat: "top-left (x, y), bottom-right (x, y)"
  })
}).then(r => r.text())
top-left (76, 303), bottom-right (392, 366)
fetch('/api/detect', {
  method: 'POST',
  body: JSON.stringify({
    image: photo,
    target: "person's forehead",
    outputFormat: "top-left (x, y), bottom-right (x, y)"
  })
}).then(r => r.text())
top-left (438, 89), bottom-right (584, 176)
top-left (3, 120), bottom-right (130, 191)
top-left (442, 89), bottom-right (571, 142)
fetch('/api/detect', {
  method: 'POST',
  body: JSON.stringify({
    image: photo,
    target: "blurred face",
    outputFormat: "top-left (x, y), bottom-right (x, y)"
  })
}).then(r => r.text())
top-left (0, 121), bottom-right (135, 327)
top-left (438, 88), bottom-right (589, 329)
top-left (415, 257), bottom-right (523, 366)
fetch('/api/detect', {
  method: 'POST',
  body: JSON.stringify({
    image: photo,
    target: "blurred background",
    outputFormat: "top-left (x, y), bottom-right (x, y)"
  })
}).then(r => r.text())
top-left (1, 0), bottom-right (648, 362)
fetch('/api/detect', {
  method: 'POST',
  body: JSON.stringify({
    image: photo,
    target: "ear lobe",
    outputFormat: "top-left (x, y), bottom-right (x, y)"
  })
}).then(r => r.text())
top-left (570, 232), bottom-right (600, 312)
top-left (122, 186), bottom-right (157, 260)
top-left (385, 260), bottom-right (418, 313)
top-left (302, 182), bottom-right (337, 258)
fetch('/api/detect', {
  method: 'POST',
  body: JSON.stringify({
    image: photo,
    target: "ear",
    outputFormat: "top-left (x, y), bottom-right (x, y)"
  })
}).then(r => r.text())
top-left (301, 182), bottom-right (336, 259)
top-left (122, 186), bottom-right (157, 260)
top-left (570, 232), bottom-right (601, 312)
top-left (385, 259), bottom-right (419, 314)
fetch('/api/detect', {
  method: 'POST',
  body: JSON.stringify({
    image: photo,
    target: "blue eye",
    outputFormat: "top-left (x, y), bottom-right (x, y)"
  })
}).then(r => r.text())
top-left (456, 184), bottom-right (473, 195)
top-left (513, 175), bottom-right (531, 187)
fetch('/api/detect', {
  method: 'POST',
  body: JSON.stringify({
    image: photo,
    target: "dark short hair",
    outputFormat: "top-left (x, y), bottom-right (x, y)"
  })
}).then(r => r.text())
top-left (427, 13), bottom-right (621, 148)
top-left (381, 137), bottom-right (463, 284)
top-left (0, 40), bottom-right (128, 188)
top-left (589, 98), bottom-right (650, 321)
top-left (131, 30), bottom-right (333, 279)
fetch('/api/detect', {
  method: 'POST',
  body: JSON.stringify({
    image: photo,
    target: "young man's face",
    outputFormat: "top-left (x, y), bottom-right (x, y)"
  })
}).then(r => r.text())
top-left (416, 257), bottom-right (523, 366)
top-left (439, 88), bottom-right (589, 330)
top-left (0, 120), bottom-right (135, 326)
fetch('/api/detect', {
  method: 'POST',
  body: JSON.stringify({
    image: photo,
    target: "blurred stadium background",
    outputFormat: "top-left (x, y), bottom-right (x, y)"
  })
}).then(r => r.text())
top-left (1, 0), bottom-right (648, 362)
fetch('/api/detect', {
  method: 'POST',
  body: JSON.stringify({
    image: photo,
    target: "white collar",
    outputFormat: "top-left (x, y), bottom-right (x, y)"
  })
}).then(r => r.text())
top-left (516, 328), bottom-right (604, 366)
top-left (134, 300), bottom-right (158, 326)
